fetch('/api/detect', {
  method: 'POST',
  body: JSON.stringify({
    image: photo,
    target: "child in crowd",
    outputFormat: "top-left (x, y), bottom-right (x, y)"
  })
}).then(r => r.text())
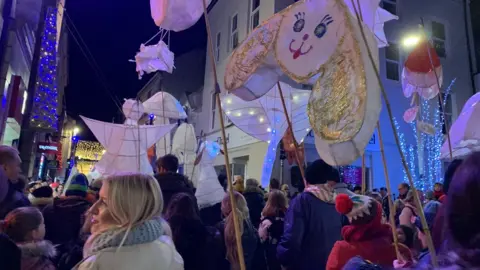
top-left (0, 207), bottom-right (57, 270)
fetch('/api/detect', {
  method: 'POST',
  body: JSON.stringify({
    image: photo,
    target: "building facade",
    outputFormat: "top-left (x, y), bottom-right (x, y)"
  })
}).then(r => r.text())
top-left (196, 0), bottom-right (477, 191)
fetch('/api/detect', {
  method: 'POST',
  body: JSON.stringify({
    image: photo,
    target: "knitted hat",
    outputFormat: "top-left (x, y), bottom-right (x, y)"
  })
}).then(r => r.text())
top-left (305, 159), bottom-right (339, 185)
top-left (65, 174), bottom-right (88, 198)
top-left (335, 192), bottom-right (380, 225)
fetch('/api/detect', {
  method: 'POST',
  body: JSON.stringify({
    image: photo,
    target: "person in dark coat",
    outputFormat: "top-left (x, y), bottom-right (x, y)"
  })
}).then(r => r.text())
top-left (432, 159), bottom-right (462, 251)
top-left (0, 233), bottom-right (21, 270)
top-left (154, 154), bottom-right (197, 213)
top-left (165, 193), bottom-right (223, 270)
top-left (42, 173), bottom-right (91, 266)
top-left (243, 178), bottom-right (265, 228)
top-left (0, 146), bottom-right (30, 219)
top-left (277, 159), bottom-right (343, 270)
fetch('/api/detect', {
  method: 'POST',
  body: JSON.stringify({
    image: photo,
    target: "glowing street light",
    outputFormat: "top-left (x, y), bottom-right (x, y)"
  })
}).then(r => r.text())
top-left (73, 127), bottom-right (80, 136)
top-left (402, 35), bottom-right (421, 48)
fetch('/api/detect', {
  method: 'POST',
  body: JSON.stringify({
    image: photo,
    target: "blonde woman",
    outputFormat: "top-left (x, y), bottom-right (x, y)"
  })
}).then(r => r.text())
top-left (74, 173), bottom-right (183, 270)
top-left (218, 191), bottom-right (258, 270)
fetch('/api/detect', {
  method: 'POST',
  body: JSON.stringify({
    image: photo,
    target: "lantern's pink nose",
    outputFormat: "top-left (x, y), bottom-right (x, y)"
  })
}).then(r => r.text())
top-left (303, 34), bottom-right (309, 41)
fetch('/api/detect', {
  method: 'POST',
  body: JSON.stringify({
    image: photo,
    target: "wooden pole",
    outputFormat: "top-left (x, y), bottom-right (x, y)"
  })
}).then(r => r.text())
top-left (361, 154), bottom-right (366, 194)
top-left (202, 1), bottom-right (246, 269)
top-left (347, 0), bottom-right (438, 266)
top-left (376, 121), bottom-right (401, 260)
top-left (276, 82), bottom-right (308, 188)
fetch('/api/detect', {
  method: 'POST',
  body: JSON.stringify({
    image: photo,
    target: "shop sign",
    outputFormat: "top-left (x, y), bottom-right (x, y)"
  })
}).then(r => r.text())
top-left (37, 142), bottom-right (60, 154)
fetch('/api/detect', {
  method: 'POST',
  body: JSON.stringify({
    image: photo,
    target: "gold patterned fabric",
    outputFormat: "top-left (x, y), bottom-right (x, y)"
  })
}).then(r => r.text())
top-left (224, 13), bottom-right (283, 101)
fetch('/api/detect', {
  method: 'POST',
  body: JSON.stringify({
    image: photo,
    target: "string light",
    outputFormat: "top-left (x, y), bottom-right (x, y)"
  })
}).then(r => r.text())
top-left (226, 99), bottom-right (232, 104)
top-left (30, 7), bottom-right (59, 130)
top-left (236, 112), bottom-right (242, 117)
top-left (249, 110), bottom-right (255, 115)
top-left (261, 137), bottom-right (277, 187)
top-left (267, 127), bottom-right (272, 132)
top-left (226, 110), bottom-right (231, 115)
top-left (75, 140), bottom-right (105, 161)
top-left (394, 117), bottom-right (409, 182)
top-left (259, 117), bottom-right (264, 123)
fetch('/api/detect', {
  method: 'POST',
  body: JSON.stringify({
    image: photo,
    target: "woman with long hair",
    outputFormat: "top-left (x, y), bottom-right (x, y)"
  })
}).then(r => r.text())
top-left (259, 190), bottom-right (288, 270)
top-left (218, 191), bottom-right (258, 270)
top-left (74, 173), bottom-right (183, 270)
top-left (165, 192), bottom-right (222, 270)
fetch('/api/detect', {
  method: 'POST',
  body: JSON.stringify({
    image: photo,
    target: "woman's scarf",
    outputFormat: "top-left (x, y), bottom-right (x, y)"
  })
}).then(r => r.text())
top-left (83, 217), bottom-right (165, 258)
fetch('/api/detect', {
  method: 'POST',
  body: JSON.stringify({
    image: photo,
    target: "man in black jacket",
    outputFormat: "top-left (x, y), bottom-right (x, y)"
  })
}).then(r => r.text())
top-left (0, 146), bottom-right (30, 219)
top-left (277, 159), bottom-right (343, 270)
top-left (155, 154), bottom-right (197, 212)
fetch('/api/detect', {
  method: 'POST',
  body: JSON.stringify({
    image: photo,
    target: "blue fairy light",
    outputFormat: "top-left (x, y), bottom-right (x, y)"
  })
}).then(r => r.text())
top-left (31, 7), bottom-right (59, 130)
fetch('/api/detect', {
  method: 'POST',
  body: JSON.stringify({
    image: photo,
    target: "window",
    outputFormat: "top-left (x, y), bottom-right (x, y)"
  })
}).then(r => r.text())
top-left (381, 0), bottom-right (397, 15)
top-left (211, 93), bottom-right (217, 129)
top-left (440, 92), bottom-right (453, 134)
top-left (250, 0), bottom-right (260, 31)
top-left (431, 21), bottom-right (446, 58)
top-left (215, 32), bottom-right (221, 62)
top-left (230, 14), bottom-right (239, 51)
top-left (385, 43), bottom-right (400, 81)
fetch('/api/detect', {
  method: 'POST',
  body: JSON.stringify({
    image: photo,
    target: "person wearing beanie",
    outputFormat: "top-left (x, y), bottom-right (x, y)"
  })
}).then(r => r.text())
top-left (277, 159), bottom-right (343, 270)
top-left (65, 173), bottom-right (89, 197)
top-left (27, 181), bottom-right (54, 210)
top-left (42, 173), bottom-right (92, 256)
top-left (326, 192), bottom-right (411, 270)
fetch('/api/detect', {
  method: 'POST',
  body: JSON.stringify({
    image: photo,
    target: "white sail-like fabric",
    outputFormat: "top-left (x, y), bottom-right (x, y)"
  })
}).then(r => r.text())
top-left (143, 92), bottom-right (187, 158)
top-left (441, 93), bottom-right (480, 160)
top-left (172, 123), bottom-right (197, 185)
top-left (194, 141), bottom-right (225, 209)
top-left (222, 82), bottom-right (310, 185)
top-left (143, 91), bottom-right (187, 119)
top-left (135, 41), bottom-right (174, 79)
top-left (221, 82), bottom-right (310, 143)
top-left (150, 0), bottom-right (212, 32)
top-left (81, 116), bottom-right (176, 175)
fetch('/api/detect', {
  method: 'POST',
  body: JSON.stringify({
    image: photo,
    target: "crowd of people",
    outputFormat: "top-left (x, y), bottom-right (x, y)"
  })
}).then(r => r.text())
top-left (1, 144), bottom-right (480, 270)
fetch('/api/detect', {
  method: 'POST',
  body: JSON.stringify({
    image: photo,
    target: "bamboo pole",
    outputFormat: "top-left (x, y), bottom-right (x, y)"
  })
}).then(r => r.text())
top-left (202, 0), bottom-right (246, 269)
top-left (347, 0), bottom-right (438, 266)
top-left (276, 82), bottom-right (308, 188)
top-left (376, 121), bottom-right (401, 260)
top-left (361, 154), bottom-right (366, 194)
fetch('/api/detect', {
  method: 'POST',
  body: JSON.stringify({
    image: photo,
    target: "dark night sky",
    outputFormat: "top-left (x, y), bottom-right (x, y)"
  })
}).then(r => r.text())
top-left (64, 0), bottom-right (208, 140)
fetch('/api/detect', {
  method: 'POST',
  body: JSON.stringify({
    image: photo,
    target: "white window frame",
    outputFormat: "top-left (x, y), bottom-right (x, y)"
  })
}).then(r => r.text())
top-left (431, 21), bottom-right (447, 58)
top-left (211, 92), bottom-right (217, 130)
top-left (230, 13), bottom-right (239, 51)
top-left (215, 32), bottom-right (221, 62)
top-left (249, 0), bottom-right (261, 31)
top-left (381, 0), bottom-right (397, 15)
top-left (385, 43), bottom-right (400, 81)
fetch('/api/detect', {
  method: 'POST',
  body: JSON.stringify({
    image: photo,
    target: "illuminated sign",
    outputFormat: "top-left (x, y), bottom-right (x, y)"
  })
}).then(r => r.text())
top-left (37, 143), bottom-right (59, 154)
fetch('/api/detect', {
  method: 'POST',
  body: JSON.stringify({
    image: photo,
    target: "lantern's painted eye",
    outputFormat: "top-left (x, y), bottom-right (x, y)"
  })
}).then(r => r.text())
top-left (314, 14), bottom-right (334, 39)
top-left (293, 12), bottom-right (305, 32)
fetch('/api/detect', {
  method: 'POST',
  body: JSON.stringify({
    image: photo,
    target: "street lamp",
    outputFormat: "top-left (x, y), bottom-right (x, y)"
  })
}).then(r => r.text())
top-left (73, 127), bottom-right (80, 136)
top-left (402, 35), bottom-right (421, 48)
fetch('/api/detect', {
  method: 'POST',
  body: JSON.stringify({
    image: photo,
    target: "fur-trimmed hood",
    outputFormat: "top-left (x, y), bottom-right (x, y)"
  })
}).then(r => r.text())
top-left (28, 194), bottom-right (54, 207)
top-left (18, 240), bottom-right (57, 259)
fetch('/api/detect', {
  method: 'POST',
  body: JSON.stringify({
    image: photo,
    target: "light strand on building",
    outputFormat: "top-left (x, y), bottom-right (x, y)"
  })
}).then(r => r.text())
top-left (31, 7), bottom-right (59, 130)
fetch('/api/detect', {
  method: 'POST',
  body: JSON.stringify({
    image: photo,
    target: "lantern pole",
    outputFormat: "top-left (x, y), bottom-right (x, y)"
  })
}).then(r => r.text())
top-left (276, 82), bottom-right (308, 188)
top-left (202, 1), bottom-right (246, 269)
top-left (347, 0), bottom-right (438, 266)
